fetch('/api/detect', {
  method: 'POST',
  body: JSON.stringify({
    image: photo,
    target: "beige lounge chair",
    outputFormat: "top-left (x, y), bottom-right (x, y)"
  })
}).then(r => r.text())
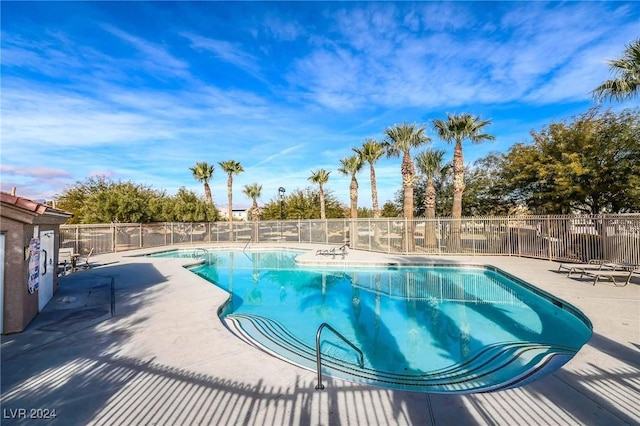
top-left (57, 247), bottom-right (75, 276)
top-left (315, 244), bottom-right (348, 258)
top-left (581, 267), bottom-right (639, 286)
top-left (557, 259), bottom-right (617, 277)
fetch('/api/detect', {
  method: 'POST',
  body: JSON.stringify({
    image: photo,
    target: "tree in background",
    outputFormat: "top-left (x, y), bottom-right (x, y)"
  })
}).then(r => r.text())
top-left (56, 176), bottom-right (112, 224)
top-left (384, 123), bottom-right (430, 219)
top-left (260, 188), bottom-right (347, 220)
top-left (308, 169), bottom-right (331, 219)
top-left (432, 113), bottom-right (495, 219)
top-left (432, 113), bottom-right (494, 250)
top-left (219, 160), bottom-right (244, 225)
top-left (353, 139), bottom-right (384, 218)
top-left (189, 162), bottom-right (215, 204)
top-left (357, 207), bottom-right (374, 218)
top-left (56, 177), bottom-right (217, 223)
top-left (500, 107), bottom-right (640, 214)
top-left (74, 179), bottom-right (161, 223)
top-left (400, 154), bottom-right (515, 218)
top-left (166, 187), bottom-right (217, 222)
top-left (593, 38), bottom-right (640, 102)
top-left (338, 155), bottom-right (364, 219)
top-left (380, 201), bottom-right (401, 218)
top-left (415, 149), bottom-right (449, 219)
top-left (415, 149), bottom-right (449, 247)
top-left (462, 154), bottom-right (516, 216)
top-left (384, 122), bottom-right (430, 251)
top-left (243, 183), bottom-right (263, 221)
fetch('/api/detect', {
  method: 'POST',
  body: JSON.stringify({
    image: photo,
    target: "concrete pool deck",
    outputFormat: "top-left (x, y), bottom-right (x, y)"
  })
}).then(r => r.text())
top-left (1, 244), bottom-right (638, 425)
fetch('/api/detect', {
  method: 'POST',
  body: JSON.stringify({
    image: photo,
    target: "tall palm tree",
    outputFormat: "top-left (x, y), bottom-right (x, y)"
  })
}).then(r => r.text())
top-left (432, 114), bottom-right (494, 219)
top-left (308, 169), bottom-right (330, 219)
top-left (189, 162), bottom-right (215, 204)
top-left (593, 38), bottom-right (640, 102)
top-left (337, 155), bottom-right (364, 219)
top-left (219, 160), bottom-right (244, 224)
top-left (353, 138), bottom-right (384, 218)
top-left (415, 149), bottom-right (448, 219)
top-left (415, 149), bottom-right (449, 248)
top-left (243, 183), bottom-right (262, 221)
top-left (384, 123), bottom-right (430, 251)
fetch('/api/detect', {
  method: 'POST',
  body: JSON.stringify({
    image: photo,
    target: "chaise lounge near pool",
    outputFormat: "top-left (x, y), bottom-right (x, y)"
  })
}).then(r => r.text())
top-left (147, 247), bottom-right (593, 394)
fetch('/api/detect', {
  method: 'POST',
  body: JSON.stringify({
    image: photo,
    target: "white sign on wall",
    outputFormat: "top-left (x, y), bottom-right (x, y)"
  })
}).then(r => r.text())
top-left (27, 238), bottom-right (40, 293)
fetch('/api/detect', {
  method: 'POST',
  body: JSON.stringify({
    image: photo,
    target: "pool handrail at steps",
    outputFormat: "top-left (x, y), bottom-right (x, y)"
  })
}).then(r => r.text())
top-left (315, 322), bottom-right (364, 390)
top-left (192, 247), bottom-right (209, 259)
top-left (243, 236), bottom-right (252, 252)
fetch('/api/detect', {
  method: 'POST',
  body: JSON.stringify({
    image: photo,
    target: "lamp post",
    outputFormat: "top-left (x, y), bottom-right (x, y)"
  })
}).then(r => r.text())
top-left (278, 187), bottom-right (286, 220)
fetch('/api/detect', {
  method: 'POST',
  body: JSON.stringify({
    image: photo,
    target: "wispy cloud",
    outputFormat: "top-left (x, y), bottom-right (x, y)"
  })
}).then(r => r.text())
top-left (252, 144), bottom-right (307, 168)
top-left (181, 32), bottom-right (264, 80)
top-left (102, 24), bottom-right (191, 80)
top-left (261, 14), bottom-right (306, 42)
top-left (284, 2), bottom-right (636, 112)
top-left (1, 165), bottom-right (72, 179)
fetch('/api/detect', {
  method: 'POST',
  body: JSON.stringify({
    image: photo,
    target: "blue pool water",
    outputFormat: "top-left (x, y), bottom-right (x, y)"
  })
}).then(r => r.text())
top-left (168, 249), bottom-right (592, 393)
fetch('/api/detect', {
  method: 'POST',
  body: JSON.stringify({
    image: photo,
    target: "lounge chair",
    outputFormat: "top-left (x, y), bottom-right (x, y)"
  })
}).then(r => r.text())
top-left (316, 248), bottom-right (335, 256)
top-left (581, 267), bottom-right (640, 286)
top-left (75, 248), bottom-right (95, 270)
top-left (315, 243), bottom-right (348, 258)
top-left (557, 259), bottom-right (620, 277)
top-left (57, 247), bottom-right (75, 276)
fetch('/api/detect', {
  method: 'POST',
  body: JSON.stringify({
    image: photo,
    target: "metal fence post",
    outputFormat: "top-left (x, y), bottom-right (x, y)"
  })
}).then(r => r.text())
top-left (111, 224), bottom-right (116, 253)
top-left (546, 216), bottom-right (552, 261)
top-left (601, 215), bottom-right (608, 261)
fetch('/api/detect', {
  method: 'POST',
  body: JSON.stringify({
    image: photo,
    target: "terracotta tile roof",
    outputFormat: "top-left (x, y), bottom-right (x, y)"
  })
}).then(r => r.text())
top-left (0, 192), bottom-right (72, 217)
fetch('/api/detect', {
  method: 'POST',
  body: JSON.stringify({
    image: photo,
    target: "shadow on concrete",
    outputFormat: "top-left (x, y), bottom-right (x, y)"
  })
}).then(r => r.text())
top-left (0, 262), bottom-right (168, 424)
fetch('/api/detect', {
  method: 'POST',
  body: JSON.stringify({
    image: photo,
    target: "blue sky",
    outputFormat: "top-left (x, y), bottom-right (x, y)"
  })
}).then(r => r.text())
top-left (2, 1), bottom-right (638, 209)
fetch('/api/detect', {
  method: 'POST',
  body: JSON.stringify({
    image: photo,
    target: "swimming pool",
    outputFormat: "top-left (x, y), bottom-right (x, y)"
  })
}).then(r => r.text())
top-left (168, 249), bottom-right (592, 393)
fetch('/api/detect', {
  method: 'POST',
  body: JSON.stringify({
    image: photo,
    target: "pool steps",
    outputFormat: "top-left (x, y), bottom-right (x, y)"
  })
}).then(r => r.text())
top-left (223, 314), bottom-right (577, 394)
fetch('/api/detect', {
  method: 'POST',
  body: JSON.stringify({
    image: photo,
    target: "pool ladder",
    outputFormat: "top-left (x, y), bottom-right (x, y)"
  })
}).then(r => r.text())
top-left (315, 323), bottom-right (364, 390)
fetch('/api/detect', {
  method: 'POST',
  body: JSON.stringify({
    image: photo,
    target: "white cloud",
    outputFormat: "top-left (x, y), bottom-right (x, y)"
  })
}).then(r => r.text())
top-left (181, 32), bottom-right (263, 80)
top-left (262, 14), bottom-right (306, 42)
top-left (102, 24), bottom-right (191, 79)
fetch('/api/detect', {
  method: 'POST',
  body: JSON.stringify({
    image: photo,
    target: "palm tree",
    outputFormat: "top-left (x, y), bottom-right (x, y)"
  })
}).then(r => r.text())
top-left (432, 114), bottom-right (494, 219)
top-left (189, 162), bottom-right (215, 204)
top-left (415, 149), bottom-right (448, 248)
top-left (337, 155), bottom-right (364, 219)
top-left (243, 183), bottom-right (262, 221)
top-left (353, 138), bottom-right (384, 218)
top-left (384, 123), bottom-right (430, 251)
top-left (308, 169), bottom-right (331, 219)
top-left (432, 113), bottom-right (494, 251)
top-left (219, 160), bottom-right (244, 225)
top-left (415, 149), bottom-right (448, 219)
top-left (593, 38), bottom-right (640, 102)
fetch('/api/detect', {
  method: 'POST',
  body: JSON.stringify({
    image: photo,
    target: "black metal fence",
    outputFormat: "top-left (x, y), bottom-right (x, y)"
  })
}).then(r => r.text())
top-left (60, 215), bottom-right (640, 264)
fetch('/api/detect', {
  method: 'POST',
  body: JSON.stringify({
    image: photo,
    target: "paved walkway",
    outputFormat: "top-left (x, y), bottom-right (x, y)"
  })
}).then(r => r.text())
top-left (1, 244), bottom-right (638, 425)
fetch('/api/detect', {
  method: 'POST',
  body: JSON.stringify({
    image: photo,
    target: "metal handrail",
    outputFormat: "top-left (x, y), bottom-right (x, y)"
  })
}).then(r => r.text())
top-left (243, 236), bottom-right (252, 252)
top-left (192, 247), bottom-right (208, 259)
top-left (315, 322), bottom-right (364, 390)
